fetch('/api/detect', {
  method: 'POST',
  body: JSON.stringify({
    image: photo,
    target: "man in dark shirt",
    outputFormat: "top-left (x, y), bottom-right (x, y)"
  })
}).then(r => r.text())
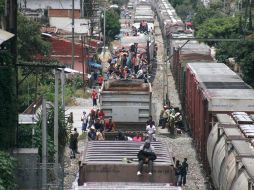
top-left (181, 158), bottom-right (188, 185)
top-left (146, 115), bottom-right (155, 126)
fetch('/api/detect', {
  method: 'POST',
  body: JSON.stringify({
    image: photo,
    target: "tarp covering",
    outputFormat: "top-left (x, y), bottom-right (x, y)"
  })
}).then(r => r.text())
top-left (0, 29), bottom-right (14, 45)
top-left (88, 61), bottom-right (102, 68)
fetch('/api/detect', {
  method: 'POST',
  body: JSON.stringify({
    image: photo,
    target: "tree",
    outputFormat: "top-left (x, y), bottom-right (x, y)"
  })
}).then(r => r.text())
top-left (102, 9), bottom-right (121, 41)
top-left (17, 13), bottom-right (51, 61)
top-left (192, 3), bottom-right (224, 29)
top-left (195, 16), bottom-right (240, 46)
top-left (234, 41), bottom-right (254, 86)
top-left (175, 0), bottom-right (195, 21)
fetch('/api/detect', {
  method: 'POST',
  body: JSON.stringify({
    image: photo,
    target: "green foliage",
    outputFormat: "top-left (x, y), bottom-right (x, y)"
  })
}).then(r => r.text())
top-left (18, 106), bottom-right (72, 163)
top-left (0, 151), bottom-right (16, 190)
top-left (175, 0), bottom-right (195, 21)
top-left (192, 3), bottom-right (224, 29)
top-left (17, 13), bottom-right (51, 61)
top-left (195, 16), bottom-right (240, 46)
top-left (170, 0), bottom-right (185, 8)
top-left (0, 0), bottom-right (4, 16)
top-left (103, 9), bottom-right (121, 41)
top-left (233, 41), bottom-right (254, 86)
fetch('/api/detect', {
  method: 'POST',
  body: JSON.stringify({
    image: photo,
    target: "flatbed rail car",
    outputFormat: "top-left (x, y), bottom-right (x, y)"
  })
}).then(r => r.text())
top-left (100, 79), bottom-right (152, 131)
top-left (207, 112), bottom-right (254, 190)
top-left (78, 141), bottom-right (175, 185)
top-left (185, 62), bottom-right (254, 170)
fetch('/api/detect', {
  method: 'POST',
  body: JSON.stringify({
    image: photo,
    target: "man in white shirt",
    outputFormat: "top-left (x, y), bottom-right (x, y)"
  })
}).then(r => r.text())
top-left (146, 123), bottom-right (156, 141)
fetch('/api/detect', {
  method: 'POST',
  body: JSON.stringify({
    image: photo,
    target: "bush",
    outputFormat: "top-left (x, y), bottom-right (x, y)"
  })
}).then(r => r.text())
top-left (0, 151), bottom-right (16, 190)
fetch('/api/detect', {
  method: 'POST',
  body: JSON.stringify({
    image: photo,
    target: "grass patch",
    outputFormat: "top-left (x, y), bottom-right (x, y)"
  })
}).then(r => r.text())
top-left (74, 89), bottom-right (90, 99)
top-left (78, 132), bottom-right (87, 140)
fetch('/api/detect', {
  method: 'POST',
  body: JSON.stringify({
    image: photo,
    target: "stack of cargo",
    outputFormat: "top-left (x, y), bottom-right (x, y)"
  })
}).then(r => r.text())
top-left (185, 63), bottom-right (254, 167)
top-left (207, 112), bottom-right (254, 190)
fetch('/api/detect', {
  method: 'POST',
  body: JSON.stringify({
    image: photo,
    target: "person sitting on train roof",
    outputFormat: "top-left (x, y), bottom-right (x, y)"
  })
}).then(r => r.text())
top-left (98, 109), bottom-right (105, 119)
top-left (137, 140), bottom-right (157, 176)
top-left (146, 115), bottom-right (155, 126)
top-left (88, 126), bottom-right (96, 141)
top-left (96, 128), bottom-right (105, 141)
top-left (146, 123), bottom-right (156, 141)
top-left (133, 132), bottom-right (143, 142)
top-left (94, 119), bottom-right (104, 131)
top-left (116, 130), bottom-right (126, 141)
top-left (105, 118), bottom-right (116, 132)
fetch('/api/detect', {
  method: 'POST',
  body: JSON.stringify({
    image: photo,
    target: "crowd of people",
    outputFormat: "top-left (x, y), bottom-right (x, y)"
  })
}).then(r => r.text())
top-left (159, 105), bottom-right (183, 135)
top-left (106, 43), bottom-right (153, 82)
top-left (80, 108), bottom-right (117, 141)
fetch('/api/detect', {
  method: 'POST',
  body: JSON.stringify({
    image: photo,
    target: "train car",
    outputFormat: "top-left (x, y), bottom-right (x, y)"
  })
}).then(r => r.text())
top-left (170, 40), bottom-right (213, 108)
top-left (207, 112), bottom-right (254, 190)
top-left (100, 79), bottom-right (152, 132)
top-left (185, 62), bottom-right (254, 168)
top-left (78, 140), bottom-right (176, 185)
top-left (153, 0), bottom-right (185, 39)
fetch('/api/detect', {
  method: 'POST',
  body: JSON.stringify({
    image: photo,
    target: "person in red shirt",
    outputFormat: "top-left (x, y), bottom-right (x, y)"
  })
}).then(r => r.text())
top-left (97, 75), bottom-right (104, 86)
top-left (91, 87), bottom-right (98, 107)
top-left (98, 109), bottom-right (105, 119)
top-left (133, 132), bottom-right (143, 142)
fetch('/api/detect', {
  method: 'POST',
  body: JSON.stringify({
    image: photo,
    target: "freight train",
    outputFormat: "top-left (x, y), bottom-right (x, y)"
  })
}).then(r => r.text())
top-left (152, 0), bottom-right (254, 189)
top-left (76, 1), bottom-right (180, 189)
top-left (207, 112), bottom-right (254, 190)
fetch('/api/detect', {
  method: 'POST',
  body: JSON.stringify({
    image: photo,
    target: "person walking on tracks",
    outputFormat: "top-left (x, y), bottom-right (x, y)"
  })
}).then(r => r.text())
top-left (91, 87), bottom-right (98, 107)
top-left (69, 133), bottom-right (76, 159)
top-left (181, 158), bottom-right (188, 186)
top-left (175, 160), bottom-right (182, 186)
top-left (81, 111), bottom-right (88, 132)
top-left (137, 140), bottom-right (157, 176)
top-left (72, 128), bottom-right (79, 154)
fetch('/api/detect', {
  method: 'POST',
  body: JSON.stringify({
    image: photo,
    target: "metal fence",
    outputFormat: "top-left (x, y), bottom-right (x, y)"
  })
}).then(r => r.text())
top-left (16, 163), bottom-right (64, 190)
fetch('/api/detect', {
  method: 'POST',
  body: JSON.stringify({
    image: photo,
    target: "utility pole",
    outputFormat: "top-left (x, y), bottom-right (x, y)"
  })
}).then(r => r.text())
top-left (165, 40), bottom-right (169, 105)
top-left (71, 0), bottom-right (75, 69)
top-left (54, 70), bottom-right (59, 167)
top-left (103, 8), bottom-right (106, 55)
top-left (61, 69), bottom-right (65, 111)
top-left (42, 97), bottom-right (47, 189)
top-left (147, 37), bottom-right (150, 65)
top-left (81, 35), bottom-right (85, 89)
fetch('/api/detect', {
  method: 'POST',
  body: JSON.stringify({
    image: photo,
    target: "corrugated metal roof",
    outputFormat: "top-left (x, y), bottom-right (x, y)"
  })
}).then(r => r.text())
top-left (19, 0), bottom-right (80, 9)
top-left (84, 141), bottom-right (173, 164)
